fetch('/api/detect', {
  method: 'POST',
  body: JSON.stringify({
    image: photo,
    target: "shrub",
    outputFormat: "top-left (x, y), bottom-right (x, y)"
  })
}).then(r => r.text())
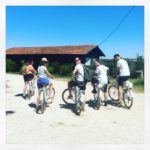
top-left (59, 63), bottom-right (74, 76)
top-left (50, 62), bottom-right (60, 74)
top-left (47, 65), bottom-right (54, 73)
top-left (6, 59), bottom-right (17, 72)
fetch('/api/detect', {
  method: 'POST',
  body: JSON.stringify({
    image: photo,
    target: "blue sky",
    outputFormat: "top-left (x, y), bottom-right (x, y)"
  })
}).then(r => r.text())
top-left (6, 6), bottom-right (144, 58)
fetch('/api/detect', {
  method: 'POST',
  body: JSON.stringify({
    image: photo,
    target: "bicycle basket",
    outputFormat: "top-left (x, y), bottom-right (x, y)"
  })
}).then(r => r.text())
top-left (123, 81), bottom-right (133, 90)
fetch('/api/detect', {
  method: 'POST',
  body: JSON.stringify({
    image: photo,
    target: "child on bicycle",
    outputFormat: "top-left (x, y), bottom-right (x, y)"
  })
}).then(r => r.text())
top-left (91, 59), bottom-right (109, 106)
top-left (36, 57), bottom-right (54, 108)
top-left (22, 60), bottom-right (37, 98)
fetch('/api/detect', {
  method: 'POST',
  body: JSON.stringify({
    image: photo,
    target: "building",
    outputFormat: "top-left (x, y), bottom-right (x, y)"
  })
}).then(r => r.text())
top-left (6, 45), bottom-right (105, 68)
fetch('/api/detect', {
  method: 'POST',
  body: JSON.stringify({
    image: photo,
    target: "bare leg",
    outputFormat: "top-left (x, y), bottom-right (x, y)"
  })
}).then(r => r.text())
top-left (33, 76), bottom-right (36, 86)
top-left (36, 94), bottom-right (40, 107)
top-left (103, 91), bottom-right (108, 106)
top-left (91, 82), bottom-right (96, 93)
top-left (68, 81), bottom-right (72, 97)
top-left (91, 82), bottom-right (94, 89)
top-left (49, 84), bottom-right (53, 98)
top-left (23, 82), bottom-right (27, 96)
top-left (82, 94), bottom-right (86, 111)
top-left (104, 92), bottom-right (108, 101)
top-left (118, 85), bottom-right (123, 102)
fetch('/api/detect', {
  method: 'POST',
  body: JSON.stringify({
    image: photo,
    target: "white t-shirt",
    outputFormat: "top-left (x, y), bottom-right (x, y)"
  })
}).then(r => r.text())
top-left (75, 64), bottom-right (84, 81)
top-left (95, 65), bottom-right (109, 85)
top-left (117, 59), bottom-right (130, 76)
top-left (38, 65), bottom-right (48, 78)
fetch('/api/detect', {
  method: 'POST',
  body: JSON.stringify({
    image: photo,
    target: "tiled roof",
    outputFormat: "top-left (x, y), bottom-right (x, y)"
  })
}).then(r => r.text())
top-left (6, 45), bottom-right (98, 55)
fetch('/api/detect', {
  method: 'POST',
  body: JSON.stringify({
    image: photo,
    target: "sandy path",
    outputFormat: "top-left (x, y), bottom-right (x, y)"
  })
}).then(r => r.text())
top-left (6, 74), bottom-right (144, 144)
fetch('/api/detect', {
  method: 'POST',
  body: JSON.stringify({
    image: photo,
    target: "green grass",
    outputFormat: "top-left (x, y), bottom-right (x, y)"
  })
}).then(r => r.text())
top-left (53, 74), bottom-right (70, 81)
top-left (7, 72), bottom-right (20, 75)
top-left (130, 78), bottom-right (144, 93)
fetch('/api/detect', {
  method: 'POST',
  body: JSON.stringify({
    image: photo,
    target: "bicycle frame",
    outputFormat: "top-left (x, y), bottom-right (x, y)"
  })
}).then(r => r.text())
top-left (108, 79), bottom-right (133, 108)
top-left (72, 86), bottom-right (84, 103)
top-left (26, 79), bottom-right (34, 98)
top-left (72, 83), bottom-right (85, 115)
top-left (39, 85), bottom-right (49, 104)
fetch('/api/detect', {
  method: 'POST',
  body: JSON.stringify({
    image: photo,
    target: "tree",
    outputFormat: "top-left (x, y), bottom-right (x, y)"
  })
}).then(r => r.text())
top-left (6, 59), bottom-right (17, 72)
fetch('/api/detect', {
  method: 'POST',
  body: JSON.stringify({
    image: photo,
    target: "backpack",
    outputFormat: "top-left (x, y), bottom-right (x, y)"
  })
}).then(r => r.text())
top-left (20, 65), bottom-right (27, 75)
top-left (82, 65), bottom-right (94, 83)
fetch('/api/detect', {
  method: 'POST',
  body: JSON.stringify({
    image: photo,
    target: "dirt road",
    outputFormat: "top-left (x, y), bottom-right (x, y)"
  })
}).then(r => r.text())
top-left (6, 74), bottom-right (144, 144)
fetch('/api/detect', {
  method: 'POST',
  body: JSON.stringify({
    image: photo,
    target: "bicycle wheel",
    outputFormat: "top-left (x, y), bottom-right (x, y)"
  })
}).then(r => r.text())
top-left (95, 98), bottom-right (101, 110)
top-left (75, 102), bottom-right (82, 116)
top-left (62, 88), bottom-right (75, 105)
top-left (47, 87), bottom-right (55, 104)
top-left (36, 102), bottom-right (46, 114)
top-left (123, 90), bottom-right (133, 109)
top-left (108, 85), bottom-right (119, 101)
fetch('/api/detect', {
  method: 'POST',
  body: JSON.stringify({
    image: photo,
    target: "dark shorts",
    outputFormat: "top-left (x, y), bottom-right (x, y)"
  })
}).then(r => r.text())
top-left (118, 76), bottom-right (130, 86)
top-left (68, 80), bottom-right (86, 90)
top-left (91, 77), bottom-right (99, 84)
top-left (92, 78), bottom-right (108, 92)
top-left (37, 77), bottom-right (50, 88)
top-left (23, 74), bottom-right (34, 82)
top-left (101, 84), bottom-right (108, 93)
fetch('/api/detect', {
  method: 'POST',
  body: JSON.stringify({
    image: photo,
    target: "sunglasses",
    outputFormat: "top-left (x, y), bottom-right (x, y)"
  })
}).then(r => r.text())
top-left (75, 59), bottom-right (79, 61)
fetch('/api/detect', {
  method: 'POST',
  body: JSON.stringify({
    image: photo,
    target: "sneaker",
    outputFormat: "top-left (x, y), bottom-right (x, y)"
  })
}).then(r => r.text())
top-left (104, 101), bottom-right (107, 106)
top-left (22, 94), bottom-right (26, 99)
top-left (67, 95), bottom-right (73, 99)
top-left (117, 101), bottom-right (122, 107)
top-left (92, 89), bottom-right (97, 94)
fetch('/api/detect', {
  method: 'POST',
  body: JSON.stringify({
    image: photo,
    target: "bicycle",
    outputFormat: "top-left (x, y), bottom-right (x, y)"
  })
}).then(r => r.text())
top-left (36, 84), bottom-right (55, 114)
top-left (108, 79), bottom-right (134, 109)
top-left (26, 79), bottom-right (35, 99)
top-left (62, 81), bottom-right (85, 116)
top-left (92, 82), bottom-right (104, 110)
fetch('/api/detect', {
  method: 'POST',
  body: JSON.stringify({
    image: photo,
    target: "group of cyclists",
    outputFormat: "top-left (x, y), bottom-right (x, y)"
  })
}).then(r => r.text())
top-left (22, 57), bottom-right (53, 109)
top-left (21, 53), bottom-right (130, 110)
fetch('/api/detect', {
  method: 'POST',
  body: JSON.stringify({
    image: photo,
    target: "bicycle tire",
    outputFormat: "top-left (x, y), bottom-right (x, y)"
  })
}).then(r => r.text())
top-left (75, 102), bottom-right (82, 116)
top-left (95, 99), bottom-right (101, 110)
top-left (108, 85), bottom-right (119, 101)
top-left (123, 90), bottom-right (133, 109)
top-left (36, 102), bottom-right (46, 114)
top-left (62, 88), bottom-right (75, 105)
top-left (47, 87), bottom-right (55, 104)
top-left (26, 89), bottom-right (31, 99)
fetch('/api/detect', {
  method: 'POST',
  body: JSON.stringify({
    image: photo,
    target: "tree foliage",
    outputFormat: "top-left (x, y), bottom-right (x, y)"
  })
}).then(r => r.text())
top-left (6, 59), bottom-right (17, 72)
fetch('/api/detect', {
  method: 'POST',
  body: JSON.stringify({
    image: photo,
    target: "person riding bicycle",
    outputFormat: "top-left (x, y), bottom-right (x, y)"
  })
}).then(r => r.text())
top-left (114, 54), bottom-right (130, 107)
top-left (36, 57), bottom-right (54, 109)
top-left (91, 59), bottom-right (109, 106)
top-left (67, 57), bottom-right (86, 108)
top-left (22, 60), bottom-right (37, 98)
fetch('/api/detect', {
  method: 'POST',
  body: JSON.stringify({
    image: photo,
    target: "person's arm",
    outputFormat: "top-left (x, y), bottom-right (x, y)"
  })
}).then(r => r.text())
top-left (45, 70), bottom-right (54, 79)
top-left (116, 62), bottom-right (120, 77)
top-left (29, 65), bottom-right (37, 74)
top-left (32, 67), bottom-right (37, 74)
top-left (72, 68), bottom-right (78, 79)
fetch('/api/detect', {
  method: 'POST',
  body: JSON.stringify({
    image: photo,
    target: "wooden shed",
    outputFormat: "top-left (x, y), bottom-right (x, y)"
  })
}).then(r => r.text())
top-left (6, 45), bottom-right (105, 68)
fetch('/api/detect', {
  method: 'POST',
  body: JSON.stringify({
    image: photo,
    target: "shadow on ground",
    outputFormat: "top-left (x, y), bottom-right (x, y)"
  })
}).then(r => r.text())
top-left (28, 103), bottom-right (37, 109)
top-left (59, 103), bottom-right (75, 113)
top-left (6, 110), bottom-right (15, 116)
top-left (86, 99), bottom-right (125, 109)
top-left (15, 93), bottom-right (23, 97)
